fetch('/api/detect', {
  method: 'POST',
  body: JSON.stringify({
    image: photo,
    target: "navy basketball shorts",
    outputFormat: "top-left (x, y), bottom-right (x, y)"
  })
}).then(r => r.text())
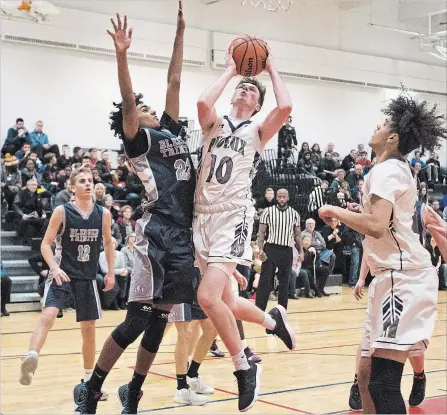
top-left (43, 278), bottom-right (102, 322)
top-left (129, 212), bottom-right (198, 305)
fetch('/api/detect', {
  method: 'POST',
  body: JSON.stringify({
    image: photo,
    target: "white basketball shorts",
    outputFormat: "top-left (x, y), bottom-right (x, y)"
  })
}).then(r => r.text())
top-left (361, 267), bottom-right (438, 358)
top-left (193, 205), bottom-right (254, 274)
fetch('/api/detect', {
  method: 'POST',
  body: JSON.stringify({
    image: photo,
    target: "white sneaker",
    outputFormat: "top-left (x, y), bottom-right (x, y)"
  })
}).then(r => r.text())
top-left (19, 354), bottom-right (39, 386)
top-left (174, 388), bottom-right (210, 406)
top-left (187, 376), bottom-right (215, 395)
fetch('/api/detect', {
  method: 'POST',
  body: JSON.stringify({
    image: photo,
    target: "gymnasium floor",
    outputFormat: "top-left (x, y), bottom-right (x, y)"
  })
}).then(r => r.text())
top-left (1, 286), bottom-right (446, 414)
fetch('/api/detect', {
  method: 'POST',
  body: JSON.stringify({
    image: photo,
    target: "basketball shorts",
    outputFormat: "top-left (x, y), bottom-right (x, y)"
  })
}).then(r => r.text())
top-left (128, 213), bottom-right (198, 305)
top-left (360, 267), bottom-right (438, 358)
top-left (168, 302), bottom-right (208, 323)
top-left (43, 278), bottom-right (102, 322)
top-left (193, 205), bottom-right (254, 274)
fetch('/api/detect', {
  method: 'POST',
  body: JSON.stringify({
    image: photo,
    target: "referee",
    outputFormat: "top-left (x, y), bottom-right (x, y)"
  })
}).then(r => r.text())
top-left (256, 189), bottom-right (303, 311)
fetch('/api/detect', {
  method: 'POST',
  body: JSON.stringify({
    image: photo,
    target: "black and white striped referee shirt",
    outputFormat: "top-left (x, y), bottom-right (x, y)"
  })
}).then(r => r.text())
top-left (260, 205), bottom-right (301, 247)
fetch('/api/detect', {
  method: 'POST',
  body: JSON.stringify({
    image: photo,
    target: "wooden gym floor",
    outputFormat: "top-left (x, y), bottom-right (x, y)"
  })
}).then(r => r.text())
top-left (1, 286), bottom-right (446, 414)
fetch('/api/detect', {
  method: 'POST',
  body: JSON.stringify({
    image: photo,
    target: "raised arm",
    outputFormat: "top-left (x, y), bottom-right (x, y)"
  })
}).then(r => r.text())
top-left (41, 206), bottom-right (70, 285)
top-left (197, 48), bottom-right (237, 133)
top-left (107, 14), bottom-right (138, 140)
top-left (164, 1), bottom-right (185, 121)
top-left (258, 45), bottom-right (292, 144)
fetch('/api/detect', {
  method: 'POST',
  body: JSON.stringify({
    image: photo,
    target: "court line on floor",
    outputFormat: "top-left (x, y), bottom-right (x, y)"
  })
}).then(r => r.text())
top-left (138, 369), bottom-right (447, 413)
top-left (3, 302), bottom-right (445, 337)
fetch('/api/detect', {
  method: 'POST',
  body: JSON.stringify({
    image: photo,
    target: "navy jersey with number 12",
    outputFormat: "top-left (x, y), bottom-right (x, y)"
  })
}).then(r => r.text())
top-left (56, 202), bottom-right (103, 280)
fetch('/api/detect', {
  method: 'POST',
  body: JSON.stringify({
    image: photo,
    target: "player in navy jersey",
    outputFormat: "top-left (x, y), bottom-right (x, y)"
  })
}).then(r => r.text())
top-left (73, 4), bottom-right (204, 413)
top-left (19, 167), bottom-right (115, 399)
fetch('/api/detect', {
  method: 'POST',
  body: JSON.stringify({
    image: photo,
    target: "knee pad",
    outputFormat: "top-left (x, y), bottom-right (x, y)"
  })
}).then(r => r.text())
top-left (111, 302), bottom-right (153, 349)
top-left (141, 308), bottom-right (170, 353)
top-left (368, 357), bottom-right (406, 414)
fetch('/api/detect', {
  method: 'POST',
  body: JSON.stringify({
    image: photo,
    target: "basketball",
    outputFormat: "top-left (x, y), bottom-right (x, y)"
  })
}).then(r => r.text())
top-left (230, 34), bottom-right (268, 77)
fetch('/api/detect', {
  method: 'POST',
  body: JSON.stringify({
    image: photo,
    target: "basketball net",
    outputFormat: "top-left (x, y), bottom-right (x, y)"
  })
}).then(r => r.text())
top-left (240, 0), bottom-right (294, 12)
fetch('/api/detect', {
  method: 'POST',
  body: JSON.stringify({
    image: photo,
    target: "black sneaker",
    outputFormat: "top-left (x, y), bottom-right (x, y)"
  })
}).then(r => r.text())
top-left (409, 374), bottom-right (426, 407)
top-left (117, 383), bottom-right (143, 414)
top-left (348, 383), bottom-right (362, 410)
top-left (73, 382), bottom-right (101, 414)
top-left (265, 305), bottom-right (296, 350)
top-left (234, 360), bottom-right (262, 412)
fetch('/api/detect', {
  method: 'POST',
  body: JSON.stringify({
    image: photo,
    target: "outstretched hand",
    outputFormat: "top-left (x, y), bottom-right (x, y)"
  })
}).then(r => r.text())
top-left (177, 1), bottom-right (185, 32)
top-left (225, 46), bottom-right (238, 77)
top-left (264, 42), bottom-right (275, 74)
top-left (107, 13), bottom-right (133, 53)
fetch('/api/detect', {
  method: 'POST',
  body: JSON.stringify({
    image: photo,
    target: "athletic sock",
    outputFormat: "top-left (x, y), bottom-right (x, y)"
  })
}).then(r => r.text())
top-left (129, 371), bottom-right (147, 392)
top-left (414, 370), bottom-right (425, 379)
top-left (83, 368), bottom-right (94, 382)
top-left (261, 312), bottom-right (276, 331)
top-left (87, 365), bottom-right (109, 392)
top-left (28, 351), bottom-right (38, 358)
top-left (187, 361), bottom-right (201, 379)
top-left (231, 349), bottom-right (250, 371)
top-left (176, 374), bottom-right (189, 390)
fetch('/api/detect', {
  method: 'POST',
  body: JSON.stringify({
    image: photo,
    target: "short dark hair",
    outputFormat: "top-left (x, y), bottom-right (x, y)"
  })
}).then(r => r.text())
top-left (16, 118), bottom-right (24, 124)
top-left (110, 93), bottom-right (144, 139)
top-left (236, 77), bottom-right (266, 115)
top-left (73, 146), bottom-right (82, 155)
top-left (82, 155), bottom-right (91, 161)
top-left (382, 89), bottom-right (447, 155)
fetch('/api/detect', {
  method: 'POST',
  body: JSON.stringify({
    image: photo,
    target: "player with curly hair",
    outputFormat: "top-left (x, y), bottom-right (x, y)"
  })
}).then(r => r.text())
top-left (319, 90), bottom-right (447, 414)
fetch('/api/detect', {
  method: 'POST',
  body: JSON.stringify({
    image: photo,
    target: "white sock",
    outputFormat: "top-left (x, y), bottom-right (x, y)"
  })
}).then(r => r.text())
top-left (261, 313), bottom-right (276, 331)
top-left (28, 351), bottom-right (38, 358)
top-left (84, 368), bottom-right (94, 382)
top-left (231, 349), bottom-right (250, 371)
top-left (241, 339), bottom-right (248, 349)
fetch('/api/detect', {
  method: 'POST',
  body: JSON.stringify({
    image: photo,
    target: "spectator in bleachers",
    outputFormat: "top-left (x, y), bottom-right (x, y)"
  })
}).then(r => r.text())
top-left (320, 152), bottom-right (338, 181)
top-left (346, 164), bottom-right (364, 190)
top-left (311, 143), bottom-right (322, 165)
top-left (82, 155), bottom-right (91, 168)
top-left (121, 232), bottom-right (136, 277)
top-left (336, 191), bottom-right (348, 208)
top-left (343, 224), bottom-right (363, 288)
top-left (1, 261), bottom-right (11, 317)
top-left (116, 205), bottom-right (136, 241)
top-left (96, 150), bottom-right (112, 184)
top-left (351, 179), bottom-right (365, 204)
top-left (342, 149), bottom-right (357, 173)
top-left (21, 159), bottom-right (42, 187)
top-left (414, 162), bottom-right (428, 185)
top-left (340, 181), bottom-right (352, 202)
top-left (426, 151), bottom-right (441, 184)
top-left (440, 193), bottom-right (447, 212)
top-left (97, 237), bottom-right (128, 310)
top-left (255, 187), bottom-right (276, 214)
top-left (277, 116), bottom-right (297, 168)
top-left (15, 142), bottom-right (31, 161)
top-left (57, 145), bottom-right (71, 169)
top-left (91, 167), bottom-right (102, 184)
top-left (103, 194), bottom-right (120, 222)
top-left (301, 235), bottom-right (329, 297)
top-left (302, 218), bottom-right (326, 252)
top-left (88, 148), bottom-right (98, 168)
top-left (298, 142), bottom-right (309, 160)
top-left (357, 151), bottom-right (372, 170)
top-left (410, 150), bottom-right (426, 168)
top-left (3, 118), bottom-right (28, 155)
top-left (52, 178), bottom-right (73, 209)
top-left (13, 178), bottom-right (47, 241)
top-left (425, 235), bottom-right (446, 290)
top-left (122, 165), bottom-right (143, 208)
top-left (70, 146), bottom-right (84, 166)
top-left (93, 183), bottom-right (106, 206)
top-left (27, 121), bottom-right (59, 158)
top-left (297, 151), bottom-right (317, 176)
top-left (19, 150), bottom-right (40, 170)
top-left (431, 199), bottom-right (441, 215)
top-left (330, 169), bottom-right (345, 191)
top-left (321, 218), bottom-right (343, 274)
top-left (1, 154), bottom-right (21, 209)
top-left (357, 143), bottom-right (365, 153)
top-left (326, 142), bottom-right (342, 163)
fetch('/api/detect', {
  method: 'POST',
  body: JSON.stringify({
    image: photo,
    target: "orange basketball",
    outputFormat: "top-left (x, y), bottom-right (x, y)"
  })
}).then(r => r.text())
top-left (230, 34), bottom-right (268, 77)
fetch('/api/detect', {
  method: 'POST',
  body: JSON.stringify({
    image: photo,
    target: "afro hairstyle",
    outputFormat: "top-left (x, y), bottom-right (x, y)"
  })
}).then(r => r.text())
top-left (109, 93), bottom-right (144, 139)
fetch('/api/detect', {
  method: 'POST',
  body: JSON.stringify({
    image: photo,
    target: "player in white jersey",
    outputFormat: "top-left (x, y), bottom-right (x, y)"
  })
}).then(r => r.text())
top-left (194, 45), bottom-right (295, 412)
top-left (319, 91), bottom-right (447, 414)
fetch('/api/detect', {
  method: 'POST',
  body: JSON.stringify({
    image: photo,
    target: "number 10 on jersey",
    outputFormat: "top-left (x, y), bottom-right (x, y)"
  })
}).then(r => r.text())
top-left (206, 155), bottom-right (233, 184)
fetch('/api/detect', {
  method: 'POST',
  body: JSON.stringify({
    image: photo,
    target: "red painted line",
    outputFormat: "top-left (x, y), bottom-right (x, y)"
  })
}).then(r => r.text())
top-left (146, 369), bottom-right (312, 414)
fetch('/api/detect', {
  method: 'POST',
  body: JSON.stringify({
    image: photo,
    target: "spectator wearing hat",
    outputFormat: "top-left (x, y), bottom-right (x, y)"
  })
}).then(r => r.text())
top-left (1, 154), bottom-right (22, 209)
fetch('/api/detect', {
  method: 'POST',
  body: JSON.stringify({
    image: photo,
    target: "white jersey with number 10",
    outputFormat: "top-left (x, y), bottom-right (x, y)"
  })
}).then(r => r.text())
top-left (195, 115), bottom-right (262, 209)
